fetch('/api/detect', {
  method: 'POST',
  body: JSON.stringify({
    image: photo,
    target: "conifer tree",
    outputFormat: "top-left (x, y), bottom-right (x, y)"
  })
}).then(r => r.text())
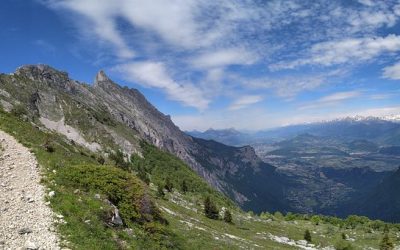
top-left (304, 229), bottom-right (312, 243)
top-left (224, 209), bottom-right (233, 223)
top-left (380, 225), bottom-right (394, 250)
top-left (181, 180), bottom-right (188, 193)
top-left (157, 184), bottom-right (165, 198)
top-left (164, 177), bottom-right (174, 192)
top-left (204, 196), bottom-right (219, 220)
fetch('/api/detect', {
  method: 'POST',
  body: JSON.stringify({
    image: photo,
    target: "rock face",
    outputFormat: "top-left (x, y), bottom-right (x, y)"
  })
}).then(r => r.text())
top-left (0, 130), bottom-right (60, 249)
top-left (0, 64), bottom-right (288, 211)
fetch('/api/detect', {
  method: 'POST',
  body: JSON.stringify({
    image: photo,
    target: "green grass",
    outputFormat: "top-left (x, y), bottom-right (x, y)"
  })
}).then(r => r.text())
top-left (1, 108), bottom-right (400, 249)
top-left (0, 109), bottom-right (181, 249)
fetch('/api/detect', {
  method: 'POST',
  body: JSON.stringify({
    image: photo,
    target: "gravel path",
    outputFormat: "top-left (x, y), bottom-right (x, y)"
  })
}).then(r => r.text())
top-left (0, 130), bottom-right (60, 250)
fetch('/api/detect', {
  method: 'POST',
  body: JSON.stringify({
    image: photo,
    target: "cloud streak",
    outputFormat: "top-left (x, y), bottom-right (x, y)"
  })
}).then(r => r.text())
top-left (299, 91), bottom-right (362, 110)
top-left (228, 95), bottom-right (263, 110)
top-left (113, 62), bottom-right (210, 110)
top-left (272, 35), bottom-right (400, 70)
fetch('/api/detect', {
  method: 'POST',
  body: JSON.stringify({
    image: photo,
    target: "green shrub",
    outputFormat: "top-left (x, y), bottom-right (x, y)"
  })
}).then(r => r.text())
top-left (335, 240), bottom-right (355, 250)
top-left (43, 138), bottom-right (55, 153)
top-left (97, 155), bottom-right (105, 165)
top-left (274, 211), bottom-right (284, 220)
top-left (57, 164), bottom-right (163, 225)
top-left (11, 104), bottom-right (28, 118)
top-left (109, 150), bottom-right (129, 170)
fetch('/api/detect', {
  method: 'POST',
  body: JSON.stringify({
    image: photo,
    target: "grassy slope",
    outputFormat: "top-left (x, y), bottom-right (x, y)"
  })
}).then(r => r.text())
top-left (1, 109), bottom-right (399, 249)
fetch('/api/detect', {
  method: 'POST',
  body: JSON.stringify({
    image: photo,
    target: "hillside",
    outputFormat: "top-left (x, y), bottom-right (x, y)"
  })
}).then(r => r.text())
top-left (1, 104), bottom-right (399, 249)
top-left (0, 64), bottom-right (287, 213)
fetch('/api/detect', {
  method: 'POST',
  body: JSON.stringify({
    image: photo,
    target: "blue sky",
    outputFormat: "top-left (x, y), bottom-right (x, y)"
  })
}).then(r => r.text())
top-left (1, 0), bottom-right (400, 131)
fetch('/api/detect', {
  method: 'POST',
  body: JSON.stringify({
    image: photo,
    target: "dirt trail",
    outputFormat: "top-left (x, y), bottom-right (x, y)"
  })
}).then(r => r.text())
top-left (0, 130), bottom-right (60, 250)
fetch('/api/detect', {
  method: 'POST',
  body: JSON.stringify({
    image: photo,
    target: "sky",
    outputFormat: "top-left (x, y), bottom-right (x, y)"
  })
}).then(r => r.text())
top-left (1, 0), bottom-right (400, 131)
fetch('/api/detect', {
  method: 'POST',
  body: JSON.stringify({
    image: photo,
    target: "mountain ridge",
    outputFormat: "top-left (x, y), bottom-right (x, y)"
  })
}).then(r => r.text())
top-left (0, 64), bottom-right (289, 213)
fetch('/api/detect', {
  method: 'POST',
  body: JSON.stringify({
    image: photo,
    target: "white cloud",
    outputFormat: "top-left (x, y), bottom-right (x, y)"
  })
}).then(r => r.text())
top-left (383, 62), bottom-right (400, 80)
top-left (272, 34), bottom-right (400, 70)
top-left (228, 95), bottom-right (263, 110)
top-left (44, 0), bottom-right (239, 52)
top-left (319, 91), bottom-right (361, 102)
top-left (299, 91), bottom-right (362, 110)
top-left (238, 70), bottom-right (348, 98)
top-left (113, 61), bottom-right (210, 110)
top-left (191, 48), bottom-right (257, 69)
top-left (47, 0), bottom-right (135, 59)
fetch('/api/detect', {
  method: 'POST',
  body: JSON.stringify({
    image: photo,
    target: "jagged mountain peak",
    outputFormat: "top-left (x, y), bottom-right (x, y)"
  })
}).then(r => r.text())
top-left (93, 69), bottom-right (118, 89)
top-left (95, 70), bottom-right (110, 83)
top-left (15, 64), bottom-right (69, 79)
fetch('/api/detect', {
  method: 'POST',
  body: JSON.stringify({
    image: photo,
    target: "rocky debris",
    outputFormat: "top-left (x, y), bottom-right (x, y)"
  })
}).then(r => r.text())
top-left (103, 199), bottom-right (124, 227)
top-left (266, 232), bottom-right (336, 250)
top-left (24, 240), bottom-right (39, 250)
top-left (48, 190), bottom-right (55, 197)
top-left (18, 228), bottom-right (33, 235)
top-left (0, 130), bottom-right (60, 249)
top-left (111, 207), bottom-right (123, 226)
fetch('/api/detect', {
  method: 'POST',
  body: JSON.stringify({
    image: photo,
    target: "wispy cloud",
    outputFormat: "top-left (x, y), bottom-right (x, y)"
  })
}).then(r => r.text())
top-left (113, 62), bottom-right (210, 110)
top-left (33, 39), bottom-right (56, 54)
top-left (228, 95), bottom-right (263, 110)
top-left (299, 91), bottom-right (362, 110)
top-left (191, 48), bottom-right (258, 69)
top-left (272, 35), bottom-right (400, 70)
top-left (48, 0), bottom-right (135, 59)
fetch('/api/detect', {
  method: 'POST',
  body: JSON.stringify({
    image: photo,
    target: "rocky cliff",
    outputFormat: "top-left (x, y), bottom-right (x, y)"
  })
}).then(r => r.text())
top-left (0, 64), bottom-right (287, 212)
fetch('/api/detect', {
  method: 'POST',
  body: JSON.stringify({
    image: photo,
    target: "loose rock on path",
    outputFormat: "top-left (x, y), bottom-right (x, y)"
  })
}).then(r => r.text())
top-left (0, 130), bottom-right (60, 250)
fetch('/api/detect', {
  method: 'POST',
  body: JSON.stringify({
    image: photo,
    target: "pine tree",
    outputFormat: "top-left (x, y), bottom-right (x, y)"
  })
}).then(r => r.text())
top-left (380, 226), bottom-right (394, 250)
top-left (164, 177), bottom-right (173, 192)
top-left (224, 209), bottom-right (233, 223)
top-left (204, 196), bottom-right (219, 220)
top-left (181, 180), bottom-right (188, 193)
top-left (137, 166), bottom-right (150, 184)
top-left (304, 229), bottom-right (312, 243)
top-left (157, 184), bottom-right (165, 198)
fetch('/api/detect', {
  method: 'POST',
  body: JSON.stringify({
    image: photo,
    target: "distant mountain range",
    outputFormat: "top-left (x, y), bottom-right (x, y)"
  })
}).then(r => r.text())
top-left (188, 115), bottom-right (400, 146)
